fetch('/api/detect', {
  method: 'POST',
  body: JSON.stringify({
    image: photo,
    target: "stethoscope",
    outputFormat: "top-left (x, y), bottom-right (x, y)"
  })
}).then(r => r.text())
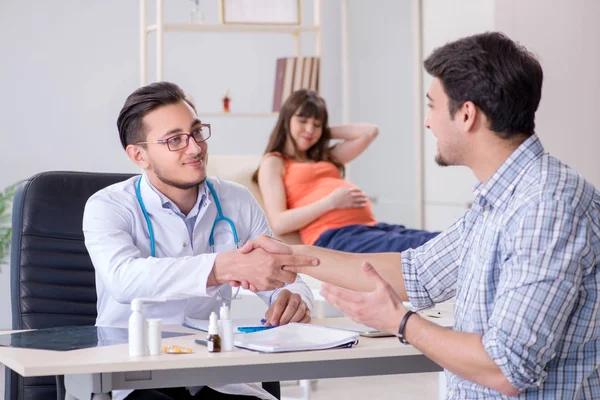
top-left (135, 176), bottom-right (241, 300)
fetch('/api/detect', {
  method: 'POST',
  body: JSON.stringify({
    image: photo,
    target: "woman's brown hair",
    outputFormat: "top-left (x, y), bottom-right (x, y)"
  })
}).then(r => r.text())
top-left (251, 89), bottom-right (345, 183)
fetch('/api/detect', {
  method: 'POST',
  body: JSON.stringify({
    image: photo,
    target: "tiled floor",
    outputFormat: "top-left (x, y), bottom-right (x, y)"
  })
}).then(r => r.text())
top-left (0, 365), bottom-right (439, 399)
top-left (281, 374), bottom-right (439, 400)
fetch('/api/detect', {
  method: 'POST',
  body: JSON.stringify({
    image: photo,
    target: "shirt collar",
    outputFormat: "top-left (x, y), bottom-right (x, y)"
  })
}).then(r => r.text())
top-left (473, 134), bottom-right (544, 210)
top-left (142, 173), bottom-right (207, 218)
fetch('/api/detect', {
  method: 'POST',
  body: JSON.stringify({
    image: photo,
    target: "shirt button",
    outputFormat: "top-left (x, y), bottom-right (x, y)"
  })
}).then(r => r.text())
top-left (448, 390), bottom-right (454, 398)
top-left (482, 210), bottom-right (489, 217)
top-left (183, 243), bottom-right (188, 248)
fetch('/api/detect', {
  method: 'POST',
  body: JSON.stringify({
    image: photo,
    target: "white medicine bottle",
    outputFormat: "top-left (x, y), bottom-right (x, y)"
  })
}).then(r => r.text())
top-left (128, 298), bottom-right (165, 357)
top-left (219, 303), bottom-right (234, 352)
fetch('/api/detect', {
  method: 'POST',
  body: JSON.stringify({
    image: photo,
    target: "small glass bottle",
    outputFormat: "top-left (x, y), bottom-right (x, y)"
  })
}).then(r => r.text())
top-left (222, 89), bottom-right (231, 113)
top-left (207, 311), bottom-right (221, 353)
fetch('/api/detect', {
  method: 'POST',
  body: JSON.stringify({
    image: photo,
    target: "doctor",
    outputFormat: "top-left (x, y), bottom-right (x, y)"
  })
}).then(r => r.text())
top-left (83, 81), bottom-right (317, 400)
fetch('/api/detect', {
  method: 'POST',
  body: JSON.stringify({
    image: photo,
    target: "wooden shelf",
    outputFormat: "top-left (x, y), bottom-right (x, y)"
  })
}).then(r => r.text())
top-left (147, 24), bottom-right (320, 34)
top-left (197, 112), bottom-right (278, 118)
top-left (139, 0), bottom-right (322, 90)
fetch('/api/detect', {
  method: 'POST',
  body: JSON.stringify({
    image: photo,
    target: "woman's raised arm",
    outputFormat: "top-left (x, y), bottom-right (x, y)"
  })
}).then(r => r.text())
top-left (330, 124), bottom-right (379, 164)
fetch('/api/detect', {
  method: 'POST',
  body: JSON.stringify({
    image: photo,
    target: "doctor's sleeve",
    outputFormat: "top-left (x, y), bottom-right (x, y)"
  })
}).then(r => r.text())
top-left (83, 194), bottom-right (219, 303)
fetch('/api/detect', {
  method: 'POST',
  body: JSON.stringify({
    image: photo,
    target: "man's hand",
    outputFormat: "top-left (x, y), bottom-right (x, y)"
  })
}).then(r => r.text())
top-left (321, 262), bottom-right (407, 334)
top-left (239, 234), bottom-right (293, 255)
top-left (214, 247), bottom-right (318, 293)
top-left (264, 289), bottom-right (311, 326)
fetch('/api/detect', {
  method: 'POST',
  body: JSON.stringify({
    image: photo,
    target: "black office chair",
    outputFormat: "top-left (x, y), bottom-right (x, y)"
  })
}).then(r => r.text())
top-left (6, 171), bottom-right (134, 400)
top-left (6, 171), bottom-right (280, 400)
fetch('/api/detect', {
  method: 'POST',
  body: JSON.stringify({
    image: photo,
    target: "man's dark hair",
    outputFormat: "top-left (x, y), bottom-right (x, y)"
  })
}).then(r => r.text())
top-left (117, 81), bottom-right (197, 149)
top-left (424, 31), bottom-right (543, 138)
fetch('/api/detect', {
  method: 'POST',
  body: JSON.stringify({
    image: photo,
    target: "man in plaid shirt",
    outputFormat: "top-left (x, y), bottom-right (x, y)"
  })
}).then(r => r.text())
top-left (244, 32), bottom-right (600, 398)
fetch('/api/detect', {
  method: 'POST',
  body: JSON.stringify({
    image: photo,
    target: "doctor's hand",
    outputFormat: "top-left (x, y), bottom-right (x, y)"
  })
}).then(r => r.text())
top-left (214, 248), bottom-right (318, 292)
top-left (264, 289), bottom-right (311, 326)
top-left (321, 262), bottom-right (407, 335)
top-left (231, 235), bottom-right (319, 292)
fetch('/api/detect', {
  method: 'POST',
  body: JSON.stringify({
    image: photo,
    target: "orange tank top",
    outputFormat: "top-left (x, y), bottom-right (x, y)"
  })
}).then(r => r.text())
top-left (271, 153), bottom-right (377, 245)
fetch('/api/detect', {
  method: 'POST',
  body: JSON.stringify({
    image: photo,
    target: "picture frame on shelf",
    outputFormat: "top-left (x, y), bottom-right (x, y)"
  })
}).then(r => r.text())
top-left (219, 0), bottom-right (301, 25)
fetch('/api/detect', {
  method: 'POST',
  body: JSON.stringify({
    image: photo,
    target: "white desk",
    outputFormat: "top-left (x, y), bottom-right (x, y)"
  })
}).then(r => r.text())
top-left (0, 318), bottom-right (443, 399)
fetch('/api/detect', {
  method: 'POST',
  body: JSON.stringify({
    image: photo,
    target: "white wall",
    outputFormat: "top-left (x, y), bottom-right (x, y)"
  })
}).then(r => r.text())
top-left (495, 0), bottom-right (600, 188)
top-left (0, 0), bottom-right (140, 329)
top-left (420, 0), bottom-right (600, 231)
top-left (0, 1), bottom-right (415, 329)
top-left (0, 0), bottom-right (346, 329)
top-left (346, 0), bottom-right (418, 226)
top-left (0, 0), bottom-right (345, 188)
top-left (421, 0), bottom-right (494, 231)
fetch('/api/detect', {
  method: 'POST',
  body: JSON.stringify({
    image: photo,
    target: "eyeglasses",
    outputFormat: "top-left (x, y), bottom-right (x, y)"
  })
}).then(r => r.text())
top-left (137, 124), bottom-right (211, 151)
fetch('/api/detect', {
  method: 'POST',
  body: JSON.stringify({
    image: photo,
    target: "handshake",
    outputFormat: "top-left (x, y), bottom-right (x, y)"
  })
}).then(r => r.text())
top-left (211, 235), bottom-right (319, 292)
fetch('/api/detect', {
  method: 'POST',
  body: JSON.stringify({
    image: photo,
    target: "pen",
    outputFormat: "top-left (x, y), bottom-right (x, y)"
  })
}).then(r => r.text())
top-left (195, 339), bottom-right (208, 346)
top-left (260, 318), bottom-right (267, 325)
top-left (237, 326), bottom-right (277, 333)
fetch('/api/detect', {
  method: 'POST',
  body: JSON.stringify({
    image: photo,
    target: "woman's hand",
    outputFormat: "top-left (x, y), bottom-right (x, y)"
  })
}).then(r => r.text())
top-left (328, 187), bottom-right (369, 210)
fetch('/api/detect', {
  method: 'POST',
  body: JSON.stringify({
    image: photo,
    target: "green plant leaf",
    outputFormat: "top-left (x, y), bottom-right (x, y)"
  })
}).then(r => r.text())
top-left (0, 182), bottom-right (20, 268)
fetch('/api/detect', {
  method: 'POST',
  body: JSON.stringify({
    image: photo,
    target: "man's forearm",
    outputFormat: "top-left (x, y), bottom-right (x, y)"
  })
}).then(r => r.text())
top-left (292, 245), bottom-right (408, 300)
top-left (406, 315), bottom-right (519, 396)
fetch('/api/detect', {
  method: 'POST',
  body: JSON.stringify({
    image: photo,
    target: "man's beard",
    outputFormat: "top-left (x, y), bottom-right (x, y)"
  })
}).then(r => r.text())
top-left (435, 152), bottom-right (449, 167)
top-left (156, 174), bottom-right (206, 190)
top-left (152, 158), bottom-right (207, 189)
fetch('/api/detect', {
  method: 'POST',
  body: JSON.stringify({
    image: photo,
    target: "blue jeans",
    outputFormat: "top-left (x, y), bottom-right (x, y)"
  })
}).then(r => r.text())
top-left (314, 223), bottom-right (439, 253)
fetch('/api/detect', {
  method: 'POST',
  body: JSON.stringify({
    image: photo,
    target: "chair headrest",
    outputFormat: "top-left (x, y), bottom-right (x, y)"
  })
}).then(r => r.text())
top-left (15, 171), bottom-right (134, 241)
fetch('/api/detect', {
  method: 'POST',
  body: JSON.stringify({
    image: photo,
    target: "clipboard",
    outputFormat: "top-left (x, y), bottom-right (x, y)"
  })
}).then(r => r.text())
top-left (233, 323), bottom-right (359, 353)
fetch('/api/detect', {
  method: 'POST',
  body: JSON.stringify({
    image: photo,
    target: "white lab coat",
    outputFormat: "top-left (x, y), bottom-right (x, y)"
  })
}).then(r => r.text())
top-left (83, 174), bottom-right (314, 400)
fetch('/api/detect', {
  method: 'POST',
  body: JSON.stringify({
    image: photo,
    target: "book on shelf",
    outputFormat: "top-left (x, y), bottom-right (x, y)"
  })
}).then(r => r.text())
top-left (281, 58), bottom-right (296, 111)
top-left (301, 57), bottom-right (312, 89)
top-left (309, 57), bottom-right (319, 91)
top-left (272, 58), bottom-right (287, 115)
top-left (292, 57), bottom-right (304, 92)
top-left (272, 56), bottom-right (321, 112)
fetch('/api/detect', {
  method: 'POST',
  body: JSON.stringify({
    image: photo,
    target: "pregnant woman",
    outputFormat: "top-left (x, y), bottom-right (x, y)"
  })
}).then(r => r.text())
top-left (252, 89), bottom-right (438, 253)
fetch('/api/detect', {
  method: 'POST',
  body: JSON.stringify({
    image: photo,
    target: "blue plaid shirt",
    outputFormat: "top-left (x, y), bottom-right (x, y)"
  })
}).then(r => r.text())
top-left (403, 135), bottom-right (600, 399)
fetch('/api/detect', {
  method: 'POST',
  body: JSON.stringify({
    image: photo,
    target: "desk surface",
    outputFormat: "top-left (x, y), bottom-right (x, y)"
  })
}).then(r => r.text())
top-left (0, 318), bottom-right (434, 378)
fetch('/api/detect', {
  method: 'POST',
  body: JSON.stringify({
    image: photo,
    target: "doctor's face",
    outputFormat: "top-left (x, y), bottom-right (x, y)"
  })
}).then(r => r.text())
top-left (140, 101), bottom-right (208, 190)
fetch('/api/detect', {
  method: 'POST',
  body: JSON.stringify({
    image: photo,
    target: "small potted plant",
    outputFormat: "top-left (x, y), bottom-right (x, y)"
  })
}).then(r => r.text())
top-left (0, 183), bottom-right (19, 271)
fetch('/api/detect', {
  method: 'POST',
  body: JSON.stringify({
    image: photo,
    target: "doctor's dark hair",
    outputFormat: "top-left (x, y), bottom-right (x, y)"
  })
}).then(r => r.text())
top-left (117, 81), bottom-right (197, 149)
top-left (424, 31), bottom-right (543, 138)
top-left (251, 89), bottom-right (344, 183)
